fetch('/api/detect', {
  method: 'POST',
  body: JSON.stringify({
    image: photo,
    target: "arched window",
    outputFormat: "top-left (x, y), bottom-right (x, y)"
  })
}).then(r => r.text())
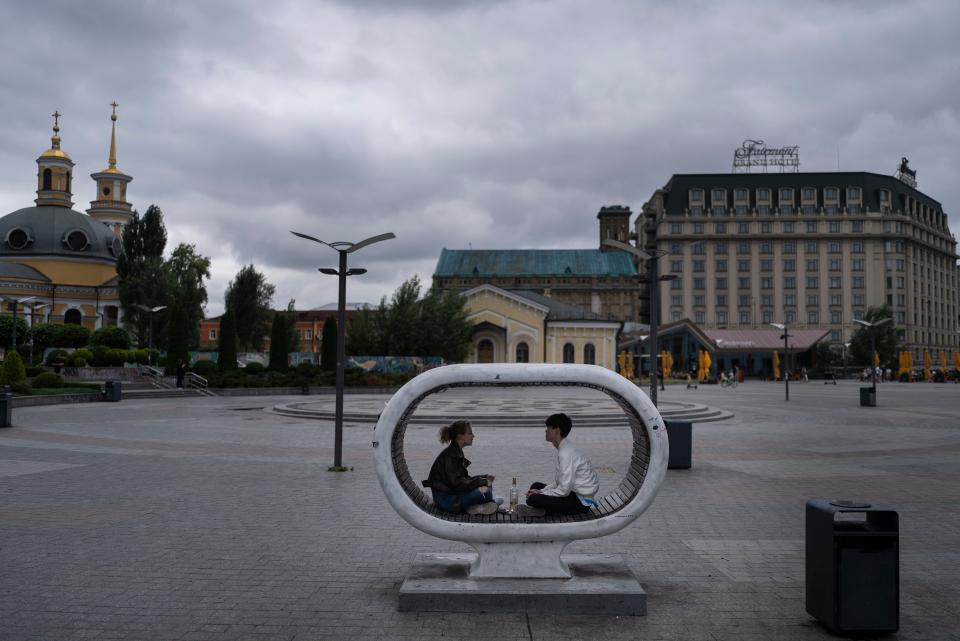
top-left (64, 309), bottom-right (82, 325)
top-left (562, 343), bottom-right (575, 363)
top-left (477, 339), bottom-right (494, 363)
top-left (583, 343), bottom-right (596, 365)
top-left (515, 342), bottom-right (529, 363)
top-left (42, 169), bottom-right (52, 190)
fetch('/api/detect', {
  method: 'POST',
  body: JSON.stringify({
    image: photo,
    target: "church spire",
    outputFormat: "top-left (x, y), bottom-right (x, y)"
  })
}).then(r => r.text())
top-left (35, 110), bottom-right (75, 208)
top-left (87, 102), bottom-right (134, 235)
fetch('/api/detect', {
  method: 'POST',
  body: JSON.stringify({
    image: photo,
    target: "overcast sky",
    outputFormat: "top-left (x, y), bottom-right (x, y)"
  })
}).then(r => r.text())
top-left (1, 0), bottom-right (958, 316)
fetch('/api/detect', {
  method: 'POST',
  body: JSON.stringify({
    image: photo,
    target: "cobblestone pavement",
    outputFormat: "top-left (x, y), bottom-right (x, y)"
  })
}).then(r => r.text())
top-left (1, 380), bottom-right (958, 641)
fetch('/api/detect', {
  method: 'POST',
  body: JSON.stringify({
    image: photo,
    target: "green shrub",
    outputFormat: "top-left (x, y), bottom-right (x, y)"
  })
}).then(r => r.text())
top-left (25, 366), bottom-right (46, 377)
top-left (244, 362), bottom-right (265, 374)
top-left (10, 382), bottom-right (31, 395)
top-left (45, 349), bottom-right (69, 366)
top-left (157, 356), bottom-right (167, 367)
top-left (295, 362), bottom-right (318, 376)
top-left (89, 345), bottom-right (110, 366)
top-left (133, 349), bottom-right (150, 365)
top-left (66, 348), bottom-right (93, 367)
top-left (31, 372), bottom-right (64, 388)
top-left (107, 348), bottom-right (129, 367)
top-left (191, 360), bottom-right (218, 376)
top-left (73, 357), bottom-right (87, 367)
top-left (89, 326), bottom-right (131, 349)
top-left (1, 352), bottom-right (26, 385)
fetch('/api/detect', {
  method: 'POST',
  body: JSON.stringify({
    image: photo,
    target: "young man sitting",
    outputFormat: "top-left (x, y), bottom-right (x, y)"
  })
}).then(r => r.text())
top-left (519, 413), bottom-right (599, 518)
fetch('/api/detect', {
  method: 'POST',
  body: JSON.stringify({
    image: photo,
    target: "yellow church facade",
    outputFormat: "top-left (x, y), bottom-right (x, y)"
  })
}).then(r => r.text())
top-left (463, 285), bottom-right (621, 370)
top-left (0, 107), bottom-right (133, 331)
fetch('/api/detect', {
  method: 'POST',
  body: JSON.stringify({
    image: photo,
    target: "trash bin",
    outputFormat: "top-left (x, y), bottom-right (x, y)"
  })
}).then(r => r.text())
top-left (0, 387), bottom-right (11, 428)
top-left (104, 380), bottom-right (122, 402)
top-left (806, 499), bottom-right (898, 634)
top-left (665, 420), bottom-right (691, 469)
top-left (859, 387), bottom-right (876, 407)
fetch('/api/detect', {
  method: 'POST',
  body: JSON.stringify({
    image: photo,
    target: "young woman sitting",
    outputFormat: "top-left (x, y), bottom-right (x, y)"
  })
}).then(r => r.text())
top-left (422, 420), bottom-right (498, 516)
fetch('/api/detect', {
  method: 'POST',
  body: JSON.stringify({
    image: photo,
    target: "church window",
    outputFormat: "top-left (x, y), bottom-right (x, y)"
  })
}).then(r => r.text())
top-left (516, 342), bottom-right (529, 363)
top-left (5, 227), bottom-right (31, 250)
top-left (562, 343), bottom-right (575, 363)
top-left (64, 309), bottom-right (82, 325)
top-left (102, 186), bottom-right (111, 196)
top-left (63, 229), bottom-right (90, 251)
top-left (583, 343), bottom-right (596, 365)
top-left (42, 169), bottom-right (52, 190)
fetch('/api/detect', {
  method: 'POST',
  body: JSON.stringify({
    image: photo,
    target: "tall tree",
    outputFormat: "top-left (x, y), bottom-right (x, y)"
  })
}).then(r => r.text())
top-left (165, 303), bottom-right (191, 375)
top-left (849, 305), bottom-right (898, 366)
top-left (165, 243), bottom-right (211, 349)
top-left (218, 310), bottom-right (238, 372)
top-left (418, 288), bottom-right (473, 362)
top-left (321, 316), bottom-right (338, 370)
top-left (268, 311), bottom-right (292, 371)
top-left (117, 205), bottom-right (171, 347)
top-left (224, 265), bottom-right (276, 351)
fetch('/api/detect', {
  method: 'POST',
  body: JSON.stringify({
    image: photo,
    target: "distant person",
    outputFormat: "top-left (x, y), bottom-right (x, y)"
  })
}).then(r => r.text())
top-left (176, 360), bottom-right (187, 388)
top-left (520, 413), bottom-right (599, 518)
top-left (422, 420), bottom-right (498, 516)
top-left (801, 366), bottom-right (808, 383)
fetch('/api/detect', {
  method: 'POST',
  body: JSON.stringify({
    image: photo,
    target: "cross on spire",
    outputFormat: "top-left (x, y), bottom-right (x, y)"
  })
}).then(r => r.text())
top-left (110, 101), bottom-right (118, 121)
top-left (51, 110), bottom-right (61, 131)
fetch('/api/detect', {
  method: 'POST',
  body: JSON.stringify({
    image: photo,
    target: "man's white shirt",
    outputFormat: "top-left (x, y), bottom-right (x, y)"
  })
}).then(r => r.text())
top-left (539, 439), bottom-right (599, 505)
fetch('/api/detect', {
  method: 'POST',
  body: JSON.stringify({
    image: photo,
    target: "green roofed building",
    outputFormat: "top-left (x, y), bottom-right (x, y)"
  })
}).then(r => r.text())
top-left (433, 205), bottom-right (641, 323)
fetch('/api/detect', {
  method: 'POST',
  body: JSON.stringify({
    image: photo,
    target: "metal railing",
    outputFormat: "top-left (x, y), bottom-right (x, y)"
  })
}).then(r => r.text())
top-left (140, 365), bottom-right (172, 389)
top-left (185, 372), bottom-right (216, 396)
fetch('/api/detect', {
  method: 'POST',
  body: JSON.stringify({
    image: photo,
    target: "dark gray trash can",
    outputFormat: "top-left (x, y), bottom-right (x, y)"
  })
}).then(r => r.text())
top-left (806, 499), bottom-right (898, 634)
top-left (859, 387), bottom-right (876, 407)
top-left (0, 389), bottom-right (11, 427)
top-left (665, 420), bottom-right (691, 469)
top-left (104, 380), bottom-right (122, 402)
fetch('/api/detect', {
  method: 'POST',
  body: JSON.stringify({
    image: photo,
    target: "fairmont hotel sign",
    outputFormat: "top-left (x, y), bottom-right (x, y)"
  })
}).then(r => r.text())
top-left (732, 139), bottom-right (800, 173)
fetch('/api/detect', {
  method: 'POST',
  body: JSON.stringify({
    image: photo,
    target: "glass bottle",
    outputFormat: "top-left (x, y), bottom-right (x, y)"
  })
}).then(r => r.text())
top-left (509, 477), bottom-right (519, 513)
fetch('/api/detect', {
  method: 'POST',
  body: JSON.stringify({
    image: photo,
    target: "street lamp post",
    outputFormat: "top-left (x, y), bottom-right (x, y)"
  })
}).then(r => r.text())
top-left (291, 230), bottom-right (395, 471)
top-left (3, 296), bottom-right (36, 352)
top-left (27, 303), bottom-right (49, 365)
top-left (602, 238), bottom-right (676, 407)
top-left (853, 317), bottom-right (891, 398)
top-left (770, 322), bottom-right (791, 401)
top-left (136, 304), bottom-right (168, 367)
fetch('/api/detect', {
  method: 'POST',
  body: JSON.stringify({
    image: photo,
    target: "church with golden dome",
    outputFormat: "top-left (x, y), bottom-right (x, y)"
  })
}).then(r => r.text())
top-left (0, 106), bottom-right (133, 329)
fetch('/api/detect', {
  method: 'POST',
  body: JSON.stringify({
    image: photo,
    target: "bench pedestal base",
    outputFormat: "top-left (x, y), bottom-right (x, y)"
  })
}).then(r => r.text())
top-left (398, 552), bottom-right (647, 615)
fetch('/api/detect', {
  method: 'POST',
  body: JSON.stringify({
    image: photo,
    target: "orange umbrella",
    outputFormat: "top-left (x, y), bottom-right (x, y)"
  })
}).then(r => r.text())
top-left (924, 350), bottom-right (932, 381)
top-left (954, 351), bottom-right (960, 372)
top-left (702, 350), bottom-right (712, 381)
top-left (773, 351), bottom-right (780, 381)
top-left (940, 351), bottom-right (947, 374)
top-left (873, 350), bottom-right (880, 368)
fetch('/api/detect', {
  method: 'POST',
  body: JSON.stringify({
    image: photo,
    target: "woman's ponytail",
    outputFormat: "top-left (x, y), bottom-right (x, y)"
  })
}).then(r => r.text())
top-left (439, 420), bottom-right (470, 444)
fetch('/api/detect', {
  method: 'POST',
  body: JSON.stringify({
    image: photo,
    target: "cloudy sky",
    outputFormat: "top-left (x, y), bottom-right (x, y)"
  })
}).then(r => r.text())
top-left (1, 0), bottom-right (958, 316)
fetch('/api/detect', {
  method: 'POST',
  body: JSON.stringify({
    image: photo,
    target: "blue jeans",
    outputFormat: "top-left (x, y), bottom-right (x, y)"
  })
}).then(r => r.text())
top-left (432, 488), bottom-right (493, 513)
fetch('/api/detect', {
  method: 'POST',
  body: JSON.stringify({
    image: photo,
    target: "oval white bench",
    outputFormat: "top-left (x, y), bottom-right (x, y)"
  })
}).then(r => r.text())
top-left (373, 363), bottom-right (669, 578)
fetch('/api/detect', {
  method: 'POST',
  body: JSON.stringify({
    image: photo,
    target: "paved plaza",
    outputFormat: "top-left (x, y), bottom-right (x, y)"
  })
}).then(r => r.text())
top-left (1, 380), bottom-right (959, 640)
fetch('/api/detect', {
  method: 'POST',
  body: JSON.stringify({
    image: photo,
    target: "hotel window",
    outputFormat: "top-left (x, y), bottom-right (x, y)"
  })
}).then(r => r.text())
top-left (671, 279), bottom-right (682, 290)
top-left (853, 309), bottom-right (864, 321)
top-left (802, 204), bottom-right (817, 215)
top-left (715, 222), bottom-right (727, 234)
top-left (824, 187), bottom-right (838, 201)
top-left (896, 294), bottom-right (905, 306)
top-left (671, 260), bottom-right (683, 273)
top-left (807, 276), bottom-right (819, 289)
top-left (829, 241), bottom-right (841, 253)
top-left (716, 294), bottom-right (727, 306)
top-left (896, 276), bottom-right (905, 288)
top-left (760, 222), bottom-right (772, 233)
top-left (738, 222), bottom-right (750, 234)
top-left (805, 241), bottom-right (818, 253)
top-left (896, 259), bottom-right (905, 271)
top-left (806, 259), bottom-right (819, 272)
top-left (785, 310), bottom-right (796, 324)
top-left (671, 311), bottom-right (682, 322)
top-left (671, 223), bottom-right (682, 234)
top-left (784, 276), bottom-right (796, 289)
top-left (694, 294), bottom-right (705, 306)
top-left (715, 241), bottom-right (728, 254)
top-left (784, 259), bottom-right (795, 272)
top-left (734, 188), bottom-right (749, 202)
top-left (779, 188), bottom-right (794, 206)
top-left (784, 241), bottom-right (796, 254)
top-left (760, 259), bottom-right (773, 271)
top-left (853, 293), bottom-right (864, 305)
top-left (757, 188), bottom-right (771, 201)
top-left (671, 295), bottom-right (683, 306)
top-left (693, 222), bottom-right (704, 234)
top-left (715, 277), bottom-right (727, 289)
top-left (739, 294), bottom-right (751, 306)
top-left (848, 204), bottom-right (861, 214)
top-left (829, 276), bottom-right (842, 288)
top-left (738, 242), bottom-right (751, 254)
top-left (781, 203), bottom-right (794, 215)
top-left (712, 189), bottom-right (726, 211)
top-left (846, 186), bottom-right (861, 202)
top-left (829, 222), bottom-right (841, 233)
top-left (690, 206), bottom-right (703, 216)
top-left (879, 189), bottom-right (890, 212)
top-left (761, 294), bottom-right (773, 306)
top-left (717, 310), bottom-right (728, 325)
top-left (782, 221), bottom-right (794, 233)
top-left (829, 258), bottom-right (842, 271)
top-left (760, 242), bottom-right (772, 254)
top-left (785, 294), bottom-right (796, 306)
top-left (758, 205), bottom-right (770, 216)
top-left (670, 243), bottom-right (682, 254)
top-left (806, 221), bottom-right (818, 233)
top-left (738, 277), bottom-right (750, 289)
top-left (690, 189), bottom-right (704, 202)
top-left (735, 205), bottom-right (748, 216)
top-left (802, 187), bottom-right (817, 201)
top-left (694, 278), bottom-right (705, 290)
top-left (738, 259), bottom-right (751, 272)
top-left (762, 310), bottom-right (773, 324)
top-left (693, 260), bottom-right (705, 272)
top-left (883, 221), bottom-right (892, 233)
top-left (853, 276), bottom-right (864, 288)
top-left (852, 240), bottom-right (864, 253)
top-left (761, 277), bottom-right (773, 289)
top-left (739, 310), bottom-right (751, 324)
top-left (830, 310), bottom-right (842, 324)
top-left (693, 243), bottom-right (706, 255)
top-left (825, 205), bottom-right (838, 215)
top-left (851, 220), bottom-right (863, 233)
top-left (829, 294), bottom-right (841, 305)
top-left (695, 310), bottom-right (706, 324)
top-left (896, 311), bottom-right (906, 324)
top-left (807, 294), bottom-right (819, 306)
top-left (716, 259), bottom-right (728, 272)
top-left (808, 310), bottom-right (819, 324)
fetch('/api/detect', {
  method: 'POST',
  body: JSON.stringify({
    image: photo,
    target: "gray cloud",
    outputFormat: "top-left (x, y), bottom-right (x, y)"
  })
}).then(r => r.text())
top-left (1, 0), bottom-right (958, 315)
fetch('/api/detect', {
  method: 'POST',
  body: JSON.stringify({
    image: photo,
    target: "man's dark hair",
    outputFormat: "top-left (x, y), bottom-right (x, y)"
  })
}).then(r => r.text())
top-left (545, 413), bottom-right (573, 438)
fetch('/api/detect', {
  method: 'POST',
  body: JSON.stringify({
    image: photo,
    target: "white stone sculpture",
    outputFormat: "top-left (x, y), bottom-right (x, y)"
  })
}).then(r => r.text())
top-left (373, 363), bottom-right (668, 579)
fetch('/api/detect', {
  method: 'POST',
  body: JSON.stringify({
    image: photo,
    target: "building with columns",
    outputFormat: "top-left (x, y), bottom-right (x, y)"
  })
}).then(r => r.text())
top-left (0, 107), bottom-right (134, 330)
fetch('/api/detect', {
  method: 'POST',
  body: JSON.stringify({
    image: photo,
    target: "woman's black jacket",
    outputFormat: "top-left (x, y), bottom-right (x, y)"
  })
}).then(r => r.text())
top-left (422, 443), bottom-right (487, 494)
